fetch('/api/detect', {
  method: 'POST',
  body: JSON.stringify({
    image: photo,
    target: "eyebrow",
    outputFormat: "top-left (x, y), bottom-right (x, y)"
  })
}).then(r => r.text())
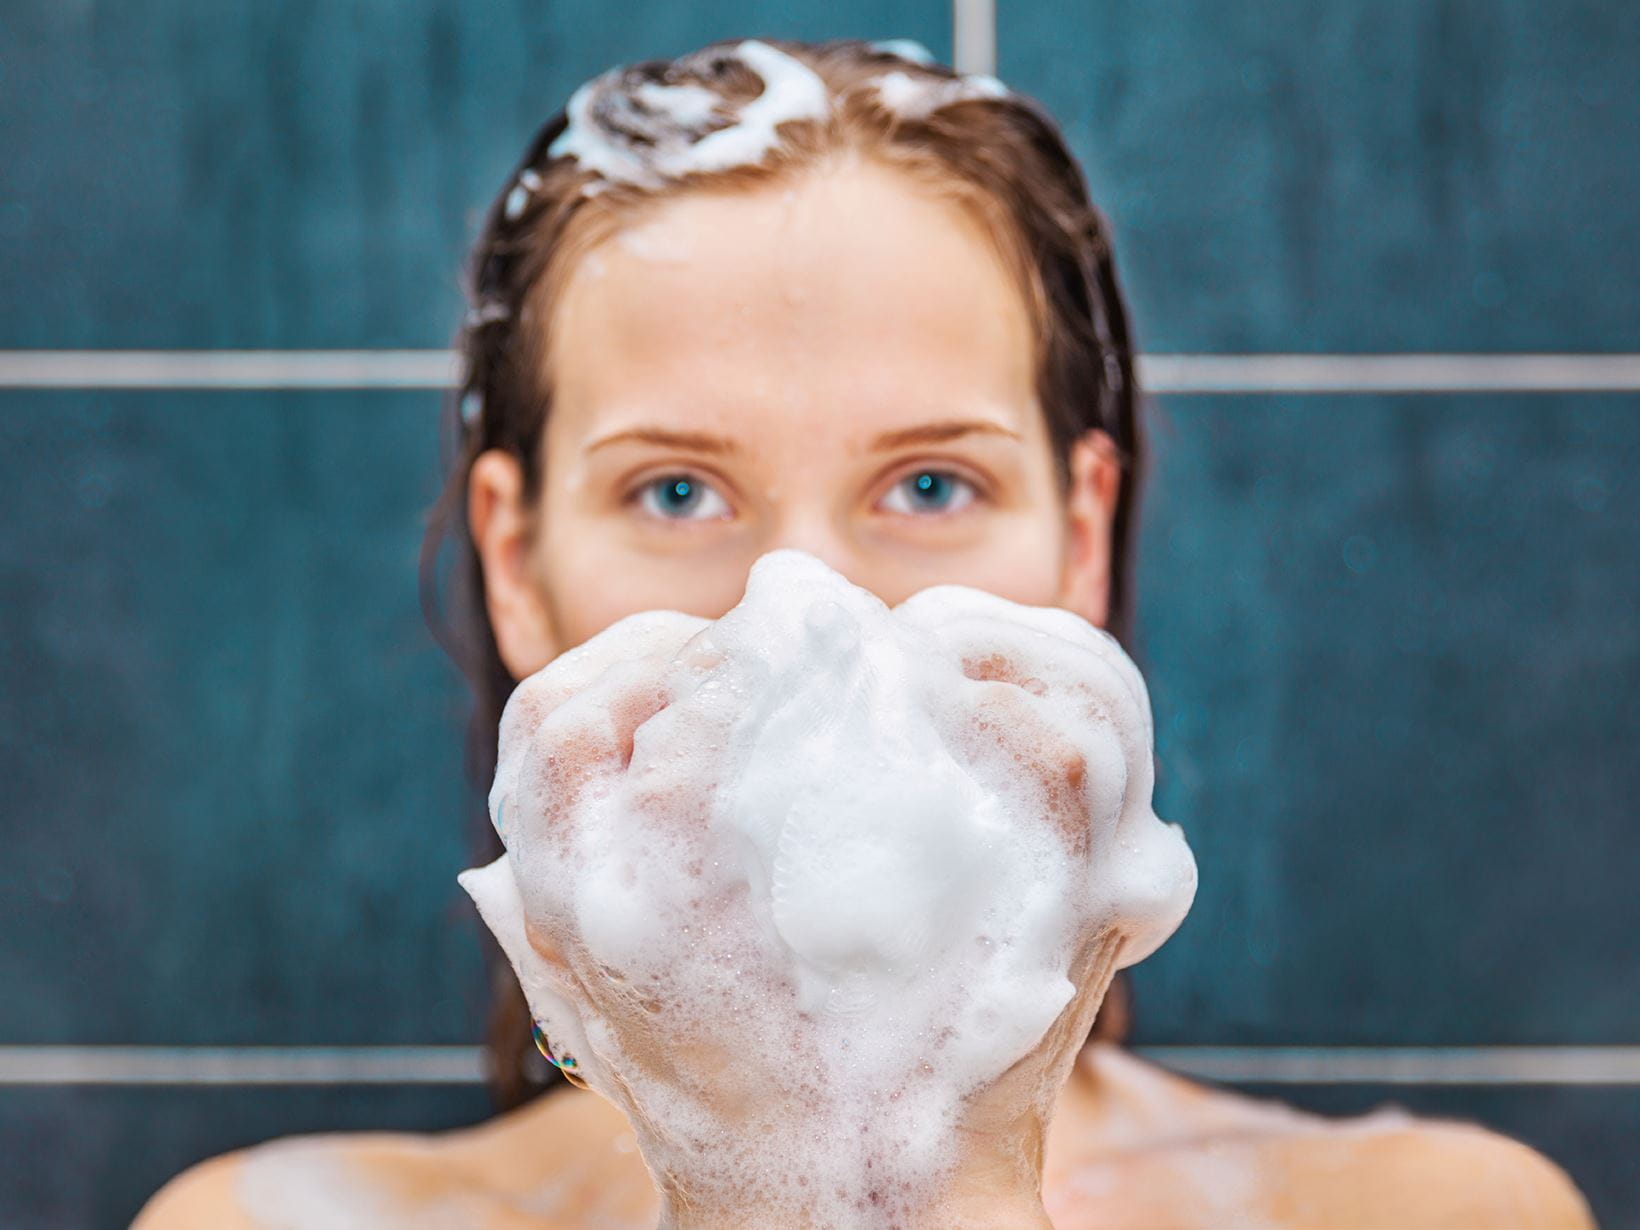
top-left (586, 426), bottom-right (741, 455)
top-left (868, 419), bottom-right (1023, 450)
top-left (586, 418), bottom-right (1022, 456)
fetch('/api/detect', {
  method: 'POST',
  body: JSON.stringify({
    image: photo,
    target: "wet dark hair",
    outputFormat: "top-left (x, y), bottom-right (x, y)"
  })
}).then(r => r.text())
top-left (420, 35), bottom-right (1149, 1110)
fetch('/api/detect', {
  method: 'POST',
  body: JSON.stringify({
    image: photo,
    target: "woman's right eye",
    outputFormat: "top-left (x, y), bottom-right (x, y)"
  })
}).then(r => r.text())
top-left (633, 473), bottom-right (731, 521)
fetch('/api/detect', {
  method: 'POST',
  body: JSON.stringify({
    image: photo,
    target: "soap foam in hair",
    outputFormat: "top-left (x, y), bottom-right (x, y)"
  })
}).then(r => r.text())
top-left (548, 40), bottom-right (830, 190)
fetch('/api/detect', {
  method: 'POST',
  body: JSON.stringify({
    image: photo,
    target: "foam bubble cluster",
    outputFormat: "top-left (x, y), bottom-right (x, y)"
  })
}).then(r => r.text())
top-left (536, 38), bottom-right (1015, 202)
top-left (547, 40), bottom-right (830, 191)
top-left (870, 68), bottom-right (1010, 119)
top-left (460, 550), bottom-right (1196, 1223)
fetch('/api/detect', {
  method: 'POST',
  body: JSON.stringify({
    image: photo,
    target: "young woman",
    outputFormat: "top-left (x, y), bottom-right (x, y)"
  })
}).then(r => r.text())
top-left (139, 36), bottom-right (1593, 1228)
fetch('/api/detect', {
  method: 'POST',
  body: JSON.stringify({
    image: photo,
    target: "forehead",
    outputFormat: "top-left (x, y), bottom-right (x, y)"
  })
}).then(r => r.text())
top-left (542, 156), bottom-right (1042, 444)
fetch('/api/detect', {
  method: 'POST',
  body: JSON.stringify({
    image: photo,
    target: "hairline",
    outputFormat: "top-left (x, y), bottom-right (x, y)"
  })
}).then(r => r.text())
top-left (518, 143), bottom-right (1062, 497)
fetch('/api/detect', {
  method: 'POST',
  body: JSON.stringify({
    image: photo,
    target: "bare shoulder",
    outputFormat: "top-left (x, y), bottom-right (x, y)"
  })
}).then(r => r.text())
top-left (1290, 1116), bottom-right (1596, 1229)
top-left (131, 1129), bottom-right (448, 1230)
top-left (1049, 1047), bottom-right (1595, 1228)
top-left (132, 1090), bottom-right (654, 1230)
top-left (133, 1149), bottom-right (256, 1230)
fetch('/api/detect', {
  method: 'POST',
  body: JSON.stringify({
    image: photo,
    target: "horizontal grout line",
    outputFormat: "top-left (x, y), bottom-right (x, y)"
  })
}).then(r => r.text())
top-left (1, 351), bottom-right (1639, 393)
top-left (1136, 1046), bottom-right (1640, 1085)
top-left (0, 1046), bottom-right (487, 1086)
top-left (1139, 353), bottom-right (1640, 393)
top-left (1, 1045), bottom-right (1636, 1087)
top-left (0, 350), bottom-right (462, 390)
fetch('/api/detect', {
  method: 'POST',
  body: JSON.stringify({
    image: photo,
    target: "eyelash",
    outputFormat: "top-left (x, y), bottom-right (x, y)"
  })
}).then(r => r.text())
top-left (629, 472), bottom-right (732, 522)
top-left (878, 465), bottom-right (983, 517)
top-left (623, 464), bottom-right (987, 523)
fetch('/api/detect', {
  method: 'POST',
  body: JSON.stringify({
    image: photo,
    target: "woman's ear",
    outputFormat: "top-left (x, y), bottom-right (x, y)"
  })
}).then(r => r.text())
top-left (1056, 430), bottom-right (1122, 628)
top-left (468, 449), bottom-right (560, 678)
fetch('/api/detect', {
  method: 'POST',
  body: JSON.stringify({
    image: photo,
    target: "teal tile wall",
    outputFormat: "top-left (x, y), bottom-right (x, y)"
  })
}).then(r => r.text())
top-left (1131, 395), bottom-right (1639, 1046)
top-left (0, 0), bottom-right (948, 348)
top-left (0, 392), bottom-right (481, 1046)
top-left (999, 1), bottom-right (1640, 352)
top-left (1, 1), bottom-right (1635, 1226)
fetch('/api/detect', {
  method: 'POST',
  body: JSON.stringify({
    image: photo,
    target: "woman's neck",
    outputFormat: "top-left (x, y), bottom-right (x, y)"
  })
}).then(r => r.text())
top-left (644, 1053), bottom-right (1113, 1230)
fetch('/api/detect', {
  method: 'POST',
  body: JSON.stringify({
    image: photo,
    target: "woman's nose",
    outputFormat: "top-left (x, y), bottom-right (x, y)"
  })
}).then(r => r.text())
top-left (761, 517), bottom-right (863, 592)
top-left (756, 524), bottom-right (910, 611)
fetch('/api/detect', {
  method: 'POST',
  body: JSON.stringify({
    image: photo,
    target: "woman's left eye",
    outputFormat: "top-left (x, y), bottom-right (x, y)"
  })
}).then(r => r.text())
top-left (879, 469), bottom-right (978, 516)
top-left (634, 473), bottom-right (731, 521)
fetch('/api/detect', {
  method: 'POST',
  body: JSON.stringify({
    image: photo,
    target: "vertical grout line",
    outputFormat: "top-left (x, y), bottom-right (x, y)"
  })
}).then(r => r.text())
top-left (952, 0), bottom-right (997, 76)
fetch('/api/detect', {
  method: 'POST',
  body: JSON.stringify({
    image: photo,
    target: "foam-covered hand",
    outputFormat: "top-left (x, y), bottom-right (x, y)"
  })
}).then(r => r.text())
top-left (459, 550), bottom-right (1196, 1228)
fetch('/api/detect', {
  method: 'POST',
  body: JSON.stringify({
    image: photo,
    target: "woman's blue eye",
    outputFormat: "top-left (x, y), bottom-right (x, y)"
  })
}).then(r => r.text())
top-left (882, 469), bottom-right (977, 515)
top-left (636, 474), bottom-right (730, 521)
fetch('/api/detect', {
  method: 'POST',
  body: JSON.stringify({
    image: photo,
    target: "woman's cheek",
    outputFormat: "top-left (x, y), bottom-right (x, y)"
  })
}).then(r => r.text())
top-left (543, 532), bottom-right (751, 649)
top-left (981, 506), bottom-right (1073, 605)
top-left (888, 512), bottom-right (1067, 610)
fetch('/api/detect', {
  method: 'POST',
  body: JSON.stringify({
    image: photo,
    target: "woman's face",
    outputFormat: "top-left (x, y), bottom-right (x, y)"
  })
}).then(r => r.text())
top-left (470, 154), bottom-right (1121, 678)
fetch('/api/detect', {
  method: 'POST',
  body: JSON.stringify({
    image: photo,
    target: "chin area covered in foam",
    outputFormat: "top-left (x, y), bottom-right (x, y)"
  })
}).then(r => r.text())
top-left (460, 549), bottom-right (1196, 1225)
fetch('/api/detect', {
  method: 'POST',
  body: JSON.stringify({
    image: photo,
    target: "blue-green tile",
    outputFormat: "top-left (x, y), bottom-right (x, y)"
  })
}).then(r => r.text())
top-left (1131, 394), bottom-right (1640, 1045)
top-left (0, 390), bottom-right (486, 1044)
top-left (0, 1), bottom-right (947, 348)
top-left (999, 1), bottom-right (1638, 351)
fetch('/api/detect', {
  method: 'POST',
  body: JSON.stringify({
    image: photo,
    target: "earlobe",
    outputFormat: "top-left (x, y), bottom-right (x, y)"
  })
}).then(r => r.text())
top-left (468, 449), bottom-right (559, 678)
top-left (1056, 430), bottom-right (1121, 627)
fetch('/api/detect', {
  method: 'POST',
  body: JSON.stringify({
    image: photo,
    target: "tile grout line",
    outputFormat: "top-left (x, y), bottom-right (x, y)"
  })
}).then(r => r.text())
top-left (1135, 1046), bottom-right (1640, 1086)
top-left (952, 0), bottom-right (996, 76)
top-left (2, 352), bottom-right (1640, 393)
top-left (1, 1045), bottom-right (1637, 1086)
